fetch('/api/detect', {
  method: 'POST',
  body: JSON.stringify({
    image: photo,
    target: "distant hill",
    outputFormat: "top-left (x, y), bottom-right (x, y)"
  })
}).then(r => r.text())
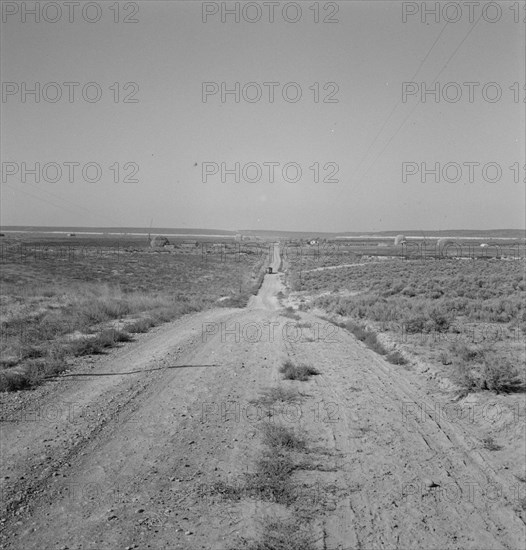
top-left (0, 226), bottom-right (237, 236)
top-left (238, 229), bottom-right (340, 239)
top-left (341, 229), bottom-right (526, 239)
top-left (238, 228), bottom-right (526, 240)
top-left (1, 226), bottom-right (524, 240)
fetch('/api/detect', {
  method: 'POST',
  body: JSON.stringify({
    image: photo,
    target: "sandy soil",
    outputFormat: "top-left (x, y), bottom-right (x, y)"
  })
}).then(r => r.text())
top-left (0, 245), bottom-right (524, 549)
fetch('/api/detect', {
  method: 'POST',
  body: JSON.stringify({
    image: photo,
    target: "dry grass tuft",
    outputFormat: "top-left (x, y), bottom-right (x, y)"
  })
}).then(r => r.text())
top-left (231, 518), bottom-right (317, 550)
top-left (279, 360), bottom-right (319, 381)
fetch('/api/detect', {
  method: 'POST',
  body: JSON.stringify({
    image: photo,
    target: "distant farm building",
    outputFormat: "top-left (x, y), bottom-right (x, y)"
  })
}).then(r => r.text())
top-left (67, 233), bottom-right (76, 237)
top-left (150, 235), bottom-right (170, 248)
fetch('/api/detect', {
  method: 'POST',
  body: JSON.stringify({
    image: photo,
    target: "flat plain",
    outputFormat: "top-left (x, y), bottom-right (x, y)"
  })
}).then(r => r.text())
top-left (0, 233), bottom-right (525, 549)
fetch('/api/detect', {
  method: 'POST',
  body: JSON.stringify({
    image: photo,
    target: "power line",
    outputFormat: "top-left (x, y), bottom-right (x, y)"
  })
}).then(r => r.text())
top-left (1, 181), bottom-right (83, 217)
top-left (355, 13), bottom-right (484, 185)
top-left (4, 174), bottom-right (91, 213)
top-left (353, 21), bottom-right (451, 178)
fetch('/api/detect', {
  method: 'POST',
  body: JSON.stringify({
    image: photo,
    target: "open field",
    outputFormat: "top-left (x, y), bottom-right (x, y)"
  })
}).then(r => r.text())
top-left (0, 241), bottom-right (525, 549)
top-left (0, 234), bottom-right (268, 390)
top-left (285, 253), bottom-right (526, 391)
top-left (280, 237), bottom-right (525, 267)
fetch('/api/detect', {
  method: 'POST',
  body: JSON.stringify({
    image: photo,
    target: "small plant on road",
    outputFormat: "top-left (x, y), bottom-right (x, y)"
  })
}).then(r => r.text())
top-left (281, 307), bottom-right (301, 320)
top-left (482, 436), bottom-right (502, 451)
top-left (261, 424), bottom-right (306, 451)
top-left (232, 518), bottom-right (317, 550)
top-left (253, 386), bottom-right (301, 407)
top-left (280, 360), bottom-right (319, 381)
top-left (386, 350), bottom-right (408, 366)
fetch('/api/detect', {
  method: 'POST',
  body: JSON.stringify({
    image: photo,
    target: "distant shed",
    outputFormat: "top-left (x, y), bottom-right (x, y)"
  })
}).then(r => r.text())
top-left (150, 235), bottom-right (170, 248)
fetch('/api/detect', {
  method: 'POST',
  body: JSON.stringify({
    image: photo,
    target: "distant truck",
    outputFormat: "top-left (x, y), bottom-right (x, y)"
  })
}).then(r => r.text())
top-left (267, 266), bottom-right (273, 274)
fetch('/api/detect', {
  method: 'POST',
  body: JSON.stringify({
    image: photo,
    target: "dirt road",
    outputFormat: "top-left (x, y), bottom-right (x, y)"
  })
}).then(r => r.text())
top-left (1, 244), bottom-right (525, 549)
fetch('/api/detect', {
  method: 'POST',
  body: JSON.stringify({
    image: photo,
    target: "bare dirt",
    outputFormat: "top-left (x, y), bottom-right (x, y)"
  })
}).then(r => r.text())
top-left (0, 245), bottom-right (525, 549)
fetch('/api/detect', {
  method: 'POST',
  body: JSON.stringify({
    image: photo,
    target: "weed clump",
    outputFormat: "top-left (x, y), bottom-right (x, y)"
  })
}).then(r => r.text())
top-left (126, 317), bottom-right (156, 333)
top-left (231, 519), bottom-right (317, 550)
top-left (68, 329), bottom-right (131, 357)
top-left (280, 360), bottom-right (319, 381)
top-left (260, 424), bottom-right (307, 451)
top-left (281, 307), bottom-right (300, 321)
top-left (253, 387), bottom-right (301, 407)
top-left (345, 321), bottom-right (387, 355)
top-left (482, 436), bottom-right (502, 451)
top-left (453, 349), bottom-right (525, 394)
top-left (386, 351), bottom-right (408, 365)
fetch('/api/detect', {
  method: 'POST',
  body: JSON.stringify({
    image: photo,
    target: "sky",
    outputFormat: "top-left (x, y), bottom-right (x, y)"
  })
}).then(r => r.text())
top-left (0, 0), bottom-right (525, 232)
